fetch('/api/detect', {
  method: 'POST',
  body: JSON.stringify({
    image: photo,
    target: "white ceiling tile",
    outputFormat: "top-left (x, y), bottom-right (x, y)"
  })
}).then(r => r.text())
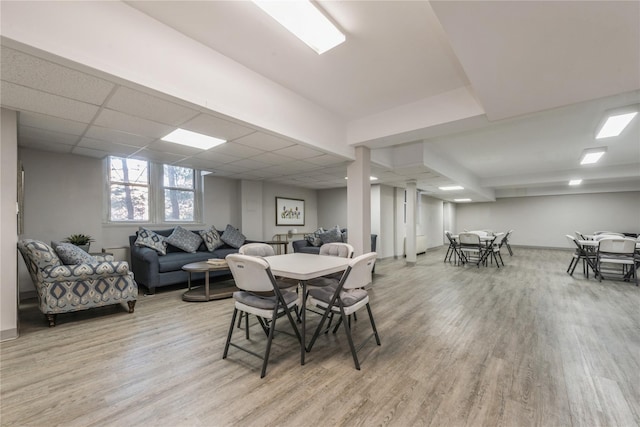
top-left (85, 125), bottom-right (154, 147)
top-left (234, 132), bottom-right (296, 151)
top-left (71, 146), bottom-right (110, 159)
top-left (229, 158), bottom-right (271, 169)
top-left (78, 137), bottom-right (141, 156)
top-left (181, 114), bottom-right (255, 141)
top-left (145, 139), bottom-right (204, 156)
top-left (94, 109), bottom-right (173, 138)
top-left (1, 81), bottom-right (99, 123)
top-left (19, 138), bottom-right (73, 154)
top-left (305, 154), bottom-right (349, 166)
top-left (1, 47), bottom-right (115, 104)
top-left (213, 163), bottom-right (249, 173)
top-left (273, 144), bottom-right (326, 160)
top-left (19, 112), bottom-right (88, 136)
top-left (197, 150), bottom-right (241, 164)
top-left (260, 162), bottom-right (317, 174)
top-left (249, 152), bottom-right (291, 166)
top-left (130, 149), bottom-right (186, 164)
top-left (106, 86), bottom-right (199, 125)
top-left (19, 125), bottom-right (79, 146)
top-left (208, 142), bottom-right (264, 158)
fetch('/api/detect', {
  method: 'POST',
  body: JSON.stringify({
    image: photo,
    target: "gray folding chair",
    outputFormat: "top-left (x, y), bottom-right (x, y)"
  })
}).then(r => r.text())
top-left (458, 232), bottom-right (485, 267)
top-left (596, 237), bottom-right (637, 286)
top-left (307, 252), bottom-right (380, 370)
top-left (223, 254), bottom-right (301, 378)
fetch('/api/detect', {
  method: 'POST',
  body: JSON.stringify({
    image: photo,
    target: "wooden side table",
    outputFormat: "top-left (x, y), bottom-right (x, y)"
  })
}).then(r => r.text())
top-left (181, 261), bottom-right (237, 302)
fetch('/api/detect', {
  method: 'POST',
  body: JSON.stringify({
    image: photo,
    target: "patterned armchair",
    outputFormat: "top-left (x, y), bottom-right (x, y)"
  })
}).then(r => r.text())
top-left (18, 239), bottom-right (138, 327)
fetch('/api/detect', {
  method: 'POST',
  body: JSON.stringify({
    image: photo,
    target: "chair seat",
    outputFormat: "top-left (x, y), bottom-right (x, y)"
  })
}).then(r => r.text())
top-left (308, 286), bottom-right (369, 315)
top-left (234, 289), bottom-right (298, 310)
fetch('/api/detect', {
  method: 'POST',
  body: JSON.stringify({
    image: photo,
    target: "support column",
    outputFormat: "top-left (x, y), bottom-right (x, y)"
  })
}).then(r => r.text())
top-left (405, 180), bottom-right (417, 264)
top-left (347, 147), bottom-right (371, 256)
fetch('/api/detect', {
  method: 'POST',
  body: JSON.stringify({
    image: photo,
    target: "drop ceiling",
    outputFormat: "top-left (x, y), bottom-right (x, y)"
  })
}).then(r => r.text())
top-left (1, 0), bottom-right (638, 202)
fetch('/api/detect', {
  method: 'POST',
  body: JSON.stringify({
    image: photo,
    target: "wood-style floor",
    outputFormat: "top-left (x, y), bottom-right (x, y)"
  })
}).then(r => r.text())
top-left (1, 248), bottom-right (639, 426)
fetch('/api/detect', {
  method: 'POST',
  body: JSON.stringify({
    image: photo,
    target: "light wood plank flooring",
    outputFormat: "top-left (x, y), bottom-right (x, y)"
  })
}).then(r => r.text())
top-left (2, 248), bottom-right (639, 426)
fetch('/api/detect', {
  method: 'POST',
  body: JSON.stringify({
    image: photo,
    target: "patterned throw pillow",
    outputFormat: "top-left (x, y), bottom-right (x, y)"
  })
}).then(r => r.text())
top-left (199, 227), bottom-right (224, 252)
top-left (135, 227), bottom-right (168, 255)
top-left (221, 224), bottom-right (246, 249)
top-left (305, 227), bottom-right (325, 247)
top-left (319, 226), bottom-right (343, 244)
top-left (20, 239), bottom-right (62, 270)
top-left (165, 226), bottom-right (203, 253)
top-left (55, 243), bottom-right (98, 265)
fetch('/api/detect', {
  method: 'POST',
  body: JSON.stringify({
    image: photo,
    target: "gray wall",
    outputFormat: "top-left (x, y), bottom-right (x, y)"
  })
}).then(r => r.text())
top-left (456, 192), bottom-right (640, 248)
top-left (17, 149), bottom-right (319, 292)
top-left (317, 187), bottom-right (348, 229)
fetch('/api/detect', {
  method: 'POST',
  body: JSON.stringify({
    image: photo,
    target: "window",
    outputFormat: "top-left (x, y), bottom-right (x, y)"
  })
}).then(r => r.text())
top-left (107, 156), bottom-right (202, 224)
top-left (163, 164), bottom-right (195, 222)
top-left (109, 157), bottom-right (149, 221)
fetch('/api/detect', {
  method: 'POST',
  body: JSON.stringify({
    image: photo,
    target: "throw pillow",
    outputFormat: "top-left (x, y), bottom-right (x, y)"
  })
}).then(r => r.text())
top-left (305, 227), bottom-right (325, 247)
top-left (319, 226), bottom-right (343, 244)
top-left (135, 227), bottom-right (167, 255)
top-left (55, 243), bottom-right (97, 265)
top-left (199, 227), bottom-right (224, 252)
top-left (165, 226), bottom-right (203, 253)
top-left (221, 224), bottom-right (246, 249)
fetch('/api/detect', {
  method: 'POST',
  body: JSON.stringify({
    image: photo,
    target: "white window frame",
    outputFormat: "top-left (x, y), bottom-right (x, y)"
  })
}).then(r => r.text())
top-left (104, 156), bottom-right (204, 225)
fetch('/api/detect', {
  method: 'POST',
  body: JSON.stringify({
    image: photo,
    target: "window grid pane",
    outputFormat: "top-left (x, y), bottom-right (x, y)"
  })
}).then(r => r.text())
top-left (163, 165), bottom-right (194, 189)
top-left (164, 189), bottom-right (194, 221)
top-left (110, 184), bottom-right (149, 221)
top-left (110, 157), bottom-right (148, 184)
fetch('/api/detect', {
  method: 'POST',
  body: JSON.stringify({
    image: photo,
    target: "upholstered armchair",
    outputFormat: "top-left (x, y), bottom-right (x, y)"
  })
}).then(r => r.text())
top-left (18, 239), bottom-right (138, 327)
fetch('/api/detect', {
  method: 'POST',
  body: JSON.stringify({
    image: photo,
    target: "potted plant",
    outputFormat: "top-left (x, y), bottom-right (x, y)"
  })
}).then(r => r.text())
top-left (63, 234), bottom-right (94, 253)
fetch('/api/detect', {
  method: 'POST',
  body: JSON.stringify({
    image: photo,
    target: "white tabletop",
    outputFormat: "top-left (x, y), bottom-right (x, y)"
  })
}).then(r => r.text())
top-left (265, 253), bottom-right (350, 281)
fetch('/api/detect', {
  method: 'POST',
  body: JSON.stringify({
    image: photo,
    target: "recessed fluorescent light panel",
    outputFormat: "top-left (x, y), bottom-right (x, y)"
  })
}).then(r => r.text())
top-left (454, 198), bottom-right (472, 202)
top-left (596, 111), bottom-right (638, 139)
top-left (568, 179), bottom-right (582, 186)
top-left (161, 128), bottom-right (226, 150)
top-left (580, 147), bottom-right (607, 165)
top-left (344, 176), bottom-right (379, 181)
top-left (439, 185), bottom-right (464, 191)
top-left (253, 0), bottom-right (345, 54)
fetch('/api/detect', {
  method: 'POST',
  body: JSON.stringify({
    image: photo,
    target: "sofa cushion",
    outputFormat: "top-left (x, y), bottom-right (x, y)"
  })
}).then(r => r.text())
top-left (221, 224), bottom-right (246, 249)
top-left (319, 226), bottom-right (343, 244)
top-left (20, 239), bottom-right (62, 270)
top-left (135, 227), bottom-right (168, 255)
top-left (211, 247), bottom-right (239, 260)
top-left (199, 226), bottom-right (224, 251)
top-left (165, 226), bottom-right (202, 253)
top-left (157, 251), bottom-right (212, 273)
top-left (55, 243), bottom-right (97, 265)
top-left (305, 228), bottom-right (325, 247)
top-left (297, 245), bottom-right (321, 254)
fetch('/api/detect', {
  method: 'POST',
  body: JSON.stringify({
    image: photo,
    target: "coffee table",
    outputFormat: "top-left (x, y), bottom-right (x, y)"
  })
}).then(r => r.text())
top-left (181, 261), bottom-right (237, 302)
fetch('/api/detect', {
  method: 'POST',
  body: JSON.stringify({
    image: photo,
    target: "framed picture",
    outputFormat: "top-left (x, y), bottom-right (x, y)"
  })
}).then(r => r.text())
top-left (276, 197), bottom-right (305, 226)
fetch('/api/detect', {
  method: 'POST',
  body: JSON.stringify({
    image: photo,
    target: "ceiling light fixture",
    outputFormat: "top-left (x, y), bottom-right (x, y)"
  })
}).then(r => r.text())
top-left (161, 128), bottom-right (226, 150)
top-left (596, 111), bottom-right (638, 139)
top-left (568, 179), bottom-right (582, 186)
top-left (344, 176), bottom-right (379, 181)
top-left (253, 0), bottom-right (345, 54)
top-left (580, 147), bottom-right (607, 165)
top-left (454, 198), bottom-right (472, 202)
top-left (439, 185), bottom-right (464, 191)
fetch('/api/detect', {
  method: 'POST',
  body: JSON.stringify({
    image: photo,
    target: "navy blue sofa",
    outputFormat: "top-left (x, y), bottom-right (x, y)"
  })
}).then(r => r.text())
top-left (129, 228), bottom-right (257, 294)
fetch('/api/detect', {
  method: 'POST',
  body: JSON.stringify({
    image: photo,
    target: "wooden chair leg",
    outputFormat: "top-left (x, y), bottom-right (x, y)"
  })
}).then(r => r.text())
top-left (46, 314), bottom-right (57, 327)
top-left (127, 300), bottom-right (136, 313)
